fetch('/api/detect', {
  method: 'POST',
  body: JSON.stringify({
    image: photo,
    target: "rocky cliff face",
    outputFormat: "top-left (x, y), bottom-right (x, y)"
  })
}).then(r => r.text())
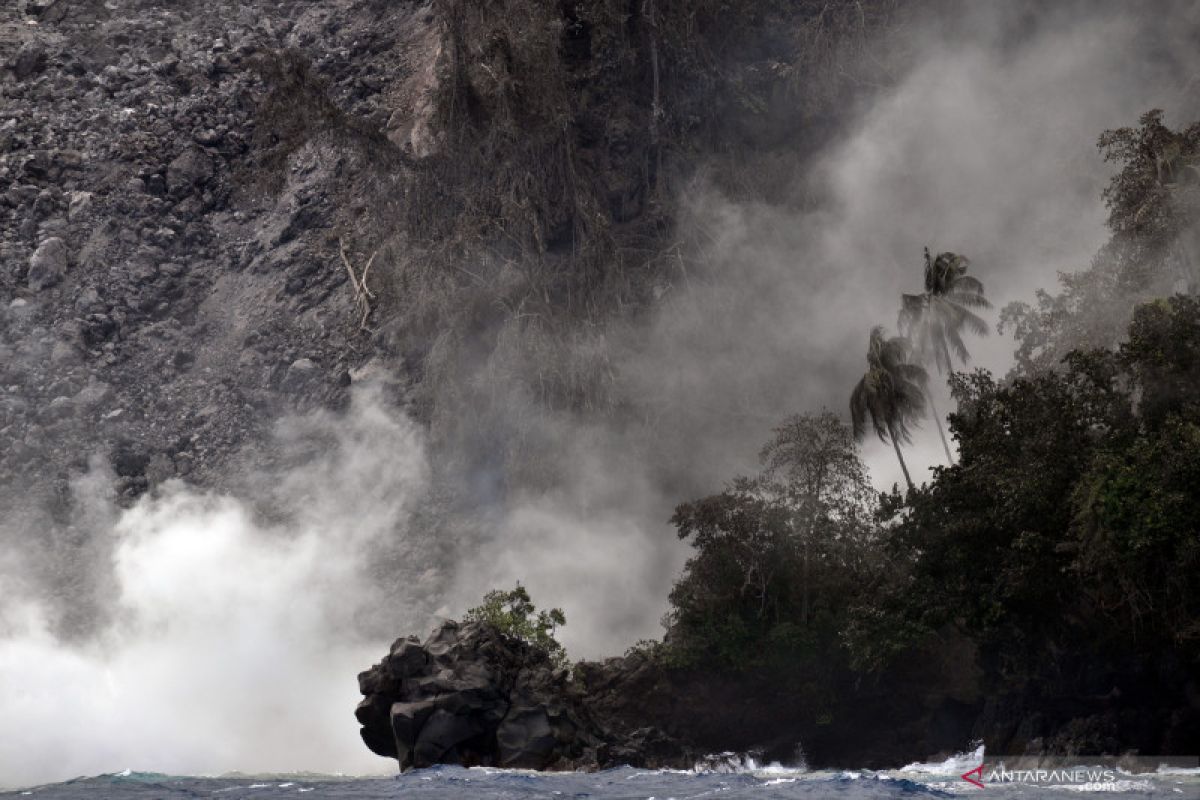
top-left (4, 0), bottom-right (927, 763)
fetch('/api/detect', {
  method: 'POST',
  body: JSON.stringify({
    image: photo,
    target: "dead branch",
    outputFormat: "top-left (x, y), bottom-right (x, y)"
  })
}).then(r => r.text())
top-left (339, 237), bottom-right (380, 331)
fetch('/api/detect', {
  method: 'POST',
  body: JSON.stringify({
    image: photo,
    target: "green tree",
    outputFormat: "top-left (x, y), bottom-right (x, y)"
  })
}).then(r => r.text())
top-left (849, 296), bottom-right (1200, 704)
top-left (759, 412), bottom-right (877, 624)
top-left (1000, 112), bottom-right (1200, 375)
top-left (898, 249), bottom-right (991, 464)
top-left (668, 482), bottom-right (799, 667)
top-left (1068, 296), bottom-right (1200, 643)
top-left (850, 326), bottom-right (929, 491)
top-left (666, 413), bottom-right (875, 669)
top-left (465, 584), bottom-right (569, 667)
top-left (1098, 109), bottom-right (1200, 253)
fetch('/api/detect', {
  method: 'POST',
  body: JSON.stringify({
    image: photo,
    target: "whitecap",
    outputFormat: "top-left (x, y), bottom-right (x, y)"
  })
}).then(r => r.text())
top-left (899, 743), bottom-right (985, 775)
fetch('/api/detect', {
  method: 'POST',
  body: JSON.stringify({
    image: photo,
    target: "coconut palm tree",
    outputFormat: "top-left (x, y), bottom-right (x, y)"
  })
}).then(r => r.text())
top-left (898, 249), bottom-right (991, 464)
top-left (850, 327), bottom-right (928, 492)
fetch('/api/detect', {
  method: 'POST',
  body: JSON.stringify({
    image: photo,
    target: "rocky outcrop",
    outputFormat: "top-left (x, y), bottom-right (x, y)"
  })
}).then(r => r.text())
top-left (356, 620), bottom-right (692, 771)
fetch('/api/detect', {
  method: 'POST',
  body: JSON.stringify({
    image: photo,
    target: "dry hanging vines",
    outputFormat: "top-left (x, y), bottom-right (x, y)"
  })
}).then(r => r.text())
top-left (339, 237), bottom-right (378, 331)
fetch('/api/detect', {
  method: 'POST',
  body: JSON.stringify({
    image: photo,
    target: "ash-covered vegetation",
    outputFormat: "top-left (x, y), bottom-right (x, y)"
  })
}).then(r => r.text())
top-left (626, 113), bottom-right (1200, 764)
top-left (377, 0), bottom-right (914, 490)
top-left (371, 111), bottom-right (1200, 770)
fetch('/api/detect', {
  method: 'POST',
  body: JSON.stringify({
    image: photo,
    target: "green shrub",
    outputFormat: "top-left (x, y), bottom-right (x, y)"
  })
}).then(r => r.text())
top-left (465, 584), bottom-right (569, 668)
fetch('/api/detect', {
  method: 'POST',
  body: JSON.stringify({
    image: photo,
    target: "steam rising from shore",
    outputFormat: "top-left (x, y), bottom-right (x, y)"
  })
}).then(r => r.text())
top-left (1, 0), bottom-right (1198, 788)
top-left (0, 388), bottom-right (425, 787)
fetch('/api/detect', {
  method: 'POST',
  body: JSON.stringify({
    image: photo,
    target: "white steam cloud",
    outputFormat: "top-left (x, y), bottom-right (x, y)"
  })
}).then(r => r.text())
top-left (0, 387), bottom-right (426, 787)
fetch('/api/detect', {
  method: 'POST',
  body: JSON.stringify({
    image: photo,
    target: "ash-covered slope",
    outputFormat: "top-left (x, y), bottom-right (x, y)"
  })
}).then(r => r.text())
top-left (1, 0), bottom-right (908, 639)
top-left (1, 0), bottom-right (904, 501)
top-left (0, 0), bottom-right (445, 507)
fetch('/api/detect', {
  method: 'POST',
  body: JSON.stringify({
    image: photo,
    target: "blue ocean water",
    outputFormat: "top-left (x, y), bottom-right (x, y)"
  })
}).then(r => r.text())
top-left (5, 763), bottom-right (1198, 799)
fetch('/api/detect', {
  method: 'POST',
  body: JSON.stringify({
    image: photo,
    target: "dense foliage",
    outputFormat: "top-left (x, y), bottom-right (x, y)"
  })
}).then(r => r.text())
top-left (666, 411), bottom-right (876, 671)
top-left (658, 296), bottom-right (1200, 755)
top-left (465, 584), bottom-right (569, 668)
top-left (654, 113), bottom-right (1200, 757)
top-left (1001, 111), bottom-right (1200, 375)
top-left (866, 295), bottom-right (1199, 660)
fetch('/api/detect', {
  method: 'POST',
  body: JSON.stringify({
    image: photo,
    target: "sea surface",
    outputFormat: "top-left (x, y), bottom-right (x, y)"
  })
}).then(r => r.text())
top-left (5, 756), bottom-right (1199, 800)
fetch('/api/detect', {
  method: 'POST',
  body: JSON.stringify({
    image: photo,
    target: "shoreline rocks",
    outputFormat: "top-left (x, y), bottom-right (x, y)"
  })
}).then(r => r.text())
top-left (355, 620), bottom-right (691, 772)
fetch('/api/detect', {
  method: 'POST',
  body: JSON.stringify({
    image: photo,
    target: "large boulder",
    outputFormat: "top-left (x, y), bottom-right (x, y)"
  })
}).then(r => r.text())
top-left (27, 237), bottom-right (69, 290)
top-left (166, 147), bottom-right (215, 197)
top-left (10, 45), bottom-right (48, 81)
top-left (356, 620), bottom-right (689, 772)
top-left (497, 706), bottom-right (557, 768)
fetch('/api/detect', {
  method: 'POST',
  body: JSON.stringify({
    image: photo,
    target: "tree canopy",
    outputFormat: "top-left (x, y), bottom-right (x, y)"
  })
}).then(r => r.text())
top-left (850, 327), bottom-right (928, 489)
top-left (465, 584), bottom-right (569, 667)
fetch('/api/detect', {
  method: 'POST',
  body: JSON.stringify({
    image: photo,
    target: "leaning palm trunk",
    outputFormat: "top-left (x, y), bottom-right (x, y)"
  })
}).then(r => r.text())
top-left (897, 250), bottom-right (991, 469)
top-left (925, 386), bottom-right (955, 465)
top-left (888, 422), bottom-right (915, 492)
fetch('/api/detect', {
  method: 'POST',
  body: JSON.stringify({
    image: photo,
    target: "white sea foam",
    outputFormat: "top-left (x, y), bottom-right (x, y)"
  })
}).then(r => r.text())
top-left (1155, 765), bottom-right (1200, 776)
top-left (899, 743), bottom-right (985, 775)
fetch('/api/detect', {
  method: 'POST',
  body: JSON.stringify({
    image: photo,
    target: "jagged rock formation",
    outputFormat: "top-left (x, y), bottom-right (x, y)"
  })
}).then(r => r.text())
top-left (356, 620), bottom-right (691, 771)
top-left (361, 617), bottom-right (1181, 772)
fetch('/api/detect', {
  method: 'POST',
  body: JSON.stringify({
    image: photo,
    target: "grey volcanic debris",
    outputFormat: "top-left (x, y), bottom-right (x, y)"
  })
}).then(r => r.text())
top-left (356, 620), bottom-right (690, 771)
top-left (1, 0), bottom-right (912, 653)
top-left (0, 0), bottom-right (429, 507)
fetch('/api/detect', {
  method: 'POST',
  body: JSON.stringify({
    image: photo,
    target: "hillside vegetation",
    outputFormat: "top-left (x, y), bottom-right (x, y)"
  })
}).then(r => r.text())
top-left (632, 113), bottom-right (1200, 764)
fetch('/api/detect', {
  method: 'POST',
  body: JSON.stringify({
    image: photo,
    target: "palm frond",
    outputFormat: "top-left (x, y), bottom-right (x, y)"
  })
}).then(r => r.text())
top-left (945, 302), bottom-right (990, 336)
top-left (946, 289), bottom-right (993, 309)
top-left (950, 274), bottom-right (986, 295)
top-left (898, 294), bottom-right (925, 335)
top-left (851, 322), bottom-right (929, 448)
top-left (896, 363), bottom-right (929, 385)
top-left (850, 376), bottom-right (871, 441)
top-left (928, 318), bottom-right (952, 373)
top-left (947, 326), bottom-right (970, 363)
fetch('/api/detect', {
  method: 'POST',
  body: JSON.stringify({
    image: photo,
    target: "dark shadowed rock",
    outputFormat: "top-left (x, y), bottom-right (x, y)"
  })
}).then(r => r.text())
top-left (11, 45), bottom-right (47, 81)
top-left (390, 699), bottom-right (436, 769)
top-left (166, 147), bottom-right (215, 197)
top-left (413, 708), bottom-right (484, 767)
top-left (497, 706), bottom-right (557, 768)
top-left (356, 620), bottom-right (691, 772)
top-left (390, 638), bottom-right (428, 673)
